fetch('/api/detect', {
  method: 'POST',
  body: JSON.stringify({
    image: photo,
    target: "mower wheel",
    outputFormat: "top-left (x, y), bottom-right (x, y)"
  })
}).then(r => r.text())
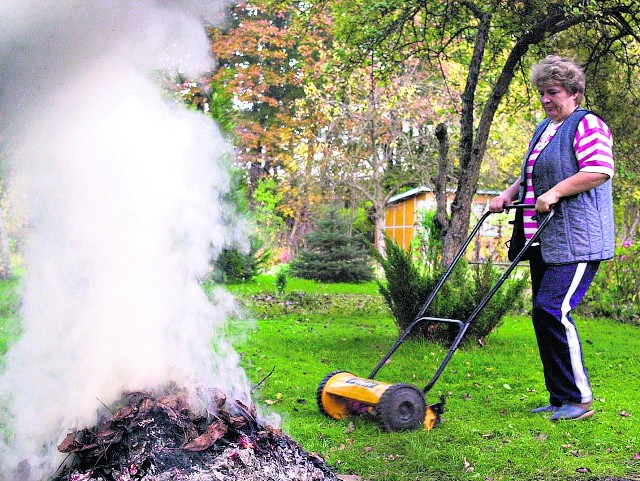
top-left (375, 383), bottom-right (426, 432)
top-left (317, 370), bottom-right (351, 419)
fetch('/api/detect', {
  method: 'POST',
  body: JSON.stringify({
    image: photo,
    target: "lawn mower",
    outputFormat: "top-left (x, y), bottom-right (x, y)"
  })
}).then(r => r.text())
top-left (317, 204), bottom-right (555, 432)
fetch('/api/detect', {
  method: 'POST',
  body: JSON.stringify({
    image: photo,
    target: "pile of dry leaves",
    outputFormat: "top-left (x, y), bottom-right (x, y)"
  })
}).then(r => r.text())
top-left (51, 389), bottom-right (338, 481)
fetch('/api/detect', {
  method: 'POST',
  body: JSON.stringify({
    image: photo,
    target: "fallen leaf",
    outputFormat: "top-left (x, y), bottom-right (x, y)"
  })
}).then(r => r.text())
top-left (344, 421), bottom-right (355, 434)
top-left (336, 476), bottom-right (362, 481)
top-left (137, 397), bottom-right (155, 416)
top-left (229, 414), bottom-right (249, 428)
top-left (156, 394), bottom-right (190, 412)
top-left (112, 405), bottom-right (135, 421)
top-left (463, 457), bottom-right (474, 472)
top-left (502, 384), bottom-right (511, 390)
top-left (363, 446), bottom-right (374, 452)
top-left (58, 432), bottom-right (83, 453)
top-left (183, 420), bottom-right (227, 452)
top-left (571, 450), bottom-right (579, 457)
top-left (576, 467), bottom-right (591, 474)
top-left (264, 399), bottom-right (275, 405)
top-left (633, 453), bottom-right (640, 460)
top-left (620, 410), bottom-right (632, 417)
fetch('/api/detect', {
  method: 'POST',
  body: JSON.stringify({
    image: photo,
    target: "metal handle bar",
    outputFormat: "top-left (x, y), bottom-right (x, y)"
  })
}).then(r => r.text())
top-left (367, 204), bottom-right (554, 381)
top-left (422, 205), bottom-right (555, 393)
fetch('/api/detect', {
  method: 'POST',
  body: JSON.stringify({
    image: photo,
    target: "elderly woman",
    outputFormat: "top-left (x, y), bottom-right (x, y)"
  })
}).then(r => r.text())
top-left (489, 55), bottom-right (614, 421)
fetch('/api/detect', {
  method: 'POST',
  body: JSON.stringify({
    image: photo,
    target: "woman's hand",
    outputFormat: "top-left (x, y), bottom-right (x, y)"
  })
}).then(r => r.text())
top-left (489, 195), bottom-right (510, 213)
top-left (535, 190), bottom-right (560, 213)
top-left (489, 180), bottom-right (521, 212)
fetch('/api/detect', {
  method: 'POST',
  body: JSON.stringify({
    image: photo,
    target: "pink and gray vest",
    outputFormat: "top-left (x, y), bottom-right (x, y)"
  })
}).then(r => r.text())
top-left (517, 107), bottom-right (615, 264)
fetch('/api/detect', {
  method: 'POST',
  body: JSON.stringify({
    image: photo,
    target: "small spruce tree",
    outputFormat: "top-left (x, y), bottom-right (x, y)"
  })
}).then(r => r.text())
top-left (290, 207), bottom-right (374, 283)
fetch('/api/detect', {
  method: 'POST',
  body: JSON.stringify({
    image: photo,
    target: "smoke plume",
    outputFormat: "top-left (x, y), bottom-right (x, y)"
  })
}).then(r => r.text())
top-left (0, 1), bottom-right (251, 479)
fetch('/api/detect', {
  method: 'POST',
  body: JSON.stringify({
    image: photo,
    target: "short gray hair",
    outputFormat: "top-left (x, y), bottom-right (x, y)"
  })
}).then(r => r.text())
top-left (531, 55), bottom-right (585, 103)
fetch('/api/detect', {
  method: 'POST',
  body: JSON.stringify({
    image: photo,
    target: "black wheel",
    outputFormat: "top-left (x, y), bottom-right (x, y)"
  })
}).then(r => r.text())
top-left (375, 383), bottom-right (426, 432)
top-left (316, 370), bottom-right (347, 417)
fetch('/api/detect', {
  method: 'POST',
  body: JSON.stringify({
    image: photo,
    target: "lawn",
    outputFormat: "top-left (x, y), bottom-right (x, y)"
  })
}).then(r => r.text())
top-left (0, 272), bottom-right (22, 359)
top-left (225, 276), bottom-right (640, 481)
top-left (1, 273), bottom-right (639, 481)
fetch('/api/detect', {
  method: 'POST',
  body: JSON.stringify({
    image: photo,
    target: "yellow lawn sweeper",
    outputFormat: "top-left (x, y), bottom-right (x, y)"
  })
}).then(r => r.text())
top-left (317, 205), bottom-right (555, 432)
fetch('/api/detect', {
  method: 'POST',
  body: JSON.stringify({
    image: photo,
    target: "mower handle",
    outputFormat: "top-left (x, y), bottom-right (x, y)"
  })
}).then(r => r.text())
top-left (368, 205), bottom-right (555, 383)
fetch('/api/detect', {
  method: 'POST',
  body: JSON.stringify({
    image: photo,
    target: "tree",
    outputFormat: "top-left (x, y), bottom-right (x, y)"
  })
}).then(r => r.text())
top-left (290, 206), bottom-right (374, 283)
top-left (575, 34), bottom-right (640, 245)
top-left (208, 1), bottom-right (336, 257)
top-left (313, 59), bottom-right (454, 254)
top-left (332, 0), bottom-right (640, 263)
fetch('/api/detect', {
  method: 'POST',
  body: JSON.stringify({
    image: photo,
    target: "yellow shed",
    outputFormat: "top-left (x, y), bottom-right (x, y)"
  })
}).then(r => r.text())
top-left (384, 187), bottom-right (510, 261)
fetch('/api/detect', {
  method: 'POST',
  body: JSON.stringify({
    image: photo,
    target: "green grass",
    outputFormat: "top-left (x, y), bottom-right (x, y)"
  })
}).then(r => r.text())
top-left (1, 273), bottom-right (639, 480)
top-left (230, 275), bottom-right (640, 481)
top-left (0, 272), bottom-right (22, 358)
top-left (222, 273), bottom-right (381, 296)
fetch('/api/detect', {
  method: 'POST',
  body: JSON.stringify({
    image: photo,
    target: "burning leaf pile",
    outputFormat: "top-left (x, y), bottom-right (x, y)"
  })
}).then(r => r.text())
top-left (52, 390), bottom-right (338, 481)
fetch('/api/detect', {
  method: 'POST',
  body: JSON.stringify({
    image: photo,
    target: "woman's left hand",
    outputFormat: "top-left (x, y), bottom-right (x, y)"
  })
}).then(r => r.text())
top-left (536, 189), bottom-right (560, 213)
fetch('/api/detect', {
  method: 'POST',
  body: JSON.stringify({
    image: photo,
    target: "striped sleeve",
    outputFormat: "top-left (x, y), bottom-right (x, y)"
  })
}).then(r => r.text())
top-left (574, 114), bottom-right (614, 178)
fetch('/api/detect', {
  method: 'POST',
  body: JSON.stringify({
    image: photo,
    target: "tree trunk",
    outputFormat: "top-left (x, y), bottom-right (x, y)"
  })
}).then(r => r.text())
top-left (440, 10), bottom-right (490, 265)
top-left (433, 122), bottom-right (450, 238)
top-left (373, 196), bottom-right (387, 257)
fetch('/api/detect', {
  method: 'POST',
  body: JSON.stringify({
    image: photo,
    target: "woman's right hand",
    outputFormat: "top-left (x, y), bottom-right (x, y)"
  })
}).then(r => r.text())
top-left (489, 195), bottom-right (510, 213)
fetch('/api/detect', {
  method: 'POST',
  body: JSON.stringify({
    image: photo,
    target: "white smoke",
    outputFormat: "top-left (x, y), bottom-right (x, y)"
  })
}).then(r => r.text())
top-left (0, 1), bottom-right (252, 479)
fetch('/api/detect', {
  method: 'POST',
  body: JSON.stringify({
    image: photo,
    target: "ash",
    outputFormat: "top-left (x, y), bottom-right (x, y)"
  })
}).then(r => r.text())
top-left (51, 390), bottom-right (337, 481)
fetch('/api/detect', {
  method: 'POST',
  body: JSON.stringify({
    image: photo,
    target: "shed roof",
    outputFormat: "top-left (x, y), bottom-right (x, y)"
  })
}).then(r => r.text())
top-left (387, 186), bottom-right (500, 205)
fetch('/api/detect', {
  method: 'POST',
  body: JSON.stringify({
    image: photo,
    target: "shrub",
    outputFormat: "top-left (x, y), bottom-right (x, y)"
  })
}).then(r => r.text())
top-left (210, 237), bottom-right (270, 284)
top-left (373, 232), bottom-right (527, 346)
top-left (274, 267), bottom-right (288, 295)
top-left (581, 242), bottom-right (640, 323)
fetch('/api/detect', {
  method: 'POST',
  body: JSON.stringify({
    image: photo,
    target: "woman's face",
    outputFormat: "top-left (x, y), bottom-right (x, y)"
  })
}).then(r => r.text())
top-left (538, 83), bottom-right (579, 122)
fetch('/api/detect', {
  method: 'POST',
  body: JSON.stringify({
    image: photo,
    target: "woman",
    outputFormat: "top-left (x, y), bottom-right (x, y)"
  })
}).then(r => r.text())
top-left (489, 55), bottom-right (614, 421)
